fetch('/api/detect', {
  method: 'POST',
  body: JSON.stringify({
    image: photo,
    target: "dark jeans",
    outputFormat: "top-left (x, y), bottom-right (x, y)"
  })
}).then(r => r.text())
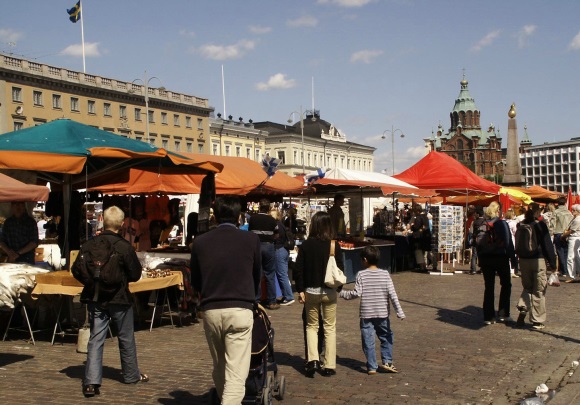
top-left (554, 233), bottom-right (567, 273)
top-left (481, 256), bottom-right (512, 322)
top-left (257, 242), bottom-right (277, 304)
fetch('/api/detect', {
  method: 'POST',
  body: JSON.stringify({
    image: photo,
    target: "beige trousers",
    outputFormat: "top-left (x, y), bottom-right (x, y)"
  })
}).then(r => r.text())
top-left (517, 258), bottom-right (548, 324)
top-left (203, 307), bottom-right (253, 405)
top-left (305, 291), bottom-right (337, 369)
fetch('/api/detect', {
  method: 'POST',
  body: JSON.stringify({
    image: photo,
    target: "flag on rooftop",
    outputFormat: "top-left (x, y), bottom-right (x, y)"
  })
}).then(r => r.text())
top-left (67, 1), bottom-right (81, 23)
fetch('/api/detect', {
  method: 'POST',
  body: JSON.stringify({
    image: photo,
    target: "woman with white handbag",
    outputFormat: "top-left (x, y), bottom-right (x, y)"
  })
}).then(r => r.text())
top-left (294, 211), bottom-right (345, 378)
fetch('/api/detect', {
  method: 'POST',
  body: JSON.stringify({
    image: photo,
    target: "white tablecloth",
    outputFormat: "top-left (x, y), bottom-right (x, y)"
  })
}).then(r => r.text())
top-left (0, 263), bottom-right (50, 309)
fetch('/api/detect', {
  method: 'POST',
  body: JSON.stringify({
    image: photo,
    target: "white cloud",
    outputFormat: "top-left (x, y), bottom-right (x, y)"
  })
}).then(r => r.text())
top-left (405, 145), bottom-right (426, 158)
top-left (517, 24), bottom-right (536, 48)
top-left (256, 73), bottom-right (296, 91)
top-left (179, 29), bottom-right (196, 38)
top-left (60, 42), bottom-right (102, 57)
top-left (350, 49), bottom-right (383, 64)
top-left (317, 0), bottom-right (374, 7)
top-left (197, 39), bottom-right (255, 60)
top-left (249, 25), bottom-right (272, 34)
top-left (287, 15), bottom-right (318, 28)
top-left (0, 28), bottom-right (23, 43)
top-left (470, 29), bottom-right (501, 52)
top-left (568, 31), bottom-right (580, 51)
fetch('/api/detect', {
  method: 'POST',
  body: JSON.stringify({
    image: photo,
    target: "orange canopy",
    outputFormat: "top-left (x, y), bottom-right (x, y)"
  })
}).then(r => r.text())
top-left (89, 155), bottom-right (305, 196)
top-left (507, 185), bottom-right (564, 202)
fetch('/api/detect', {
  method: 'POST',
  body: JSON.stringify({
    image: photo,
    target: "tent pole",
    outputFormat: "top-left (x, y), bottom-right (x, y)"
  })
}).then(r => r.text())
top-left (64, 174), bottom-right (71, 270)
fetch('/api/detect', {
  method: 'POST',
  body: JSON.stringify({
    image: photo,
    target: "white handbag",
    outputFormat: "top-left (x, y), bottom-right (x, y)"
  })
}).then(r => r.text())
top-left (324, 240), bottom-right (346, 288)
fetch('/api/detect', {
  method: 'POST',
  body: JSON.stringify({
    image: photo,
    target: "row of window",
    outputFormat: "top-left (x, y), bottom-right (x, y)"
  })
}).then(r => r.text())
top-left (212, 143), bottom-right (261, 161)
top-left (530, 174), bottom-right (578, 187)
top-left (522, 153), bottom-right (579, 166)
top-left (12, 87), bottom-right (203, 129)
top-left (279, 150), bottom-right (370, 171)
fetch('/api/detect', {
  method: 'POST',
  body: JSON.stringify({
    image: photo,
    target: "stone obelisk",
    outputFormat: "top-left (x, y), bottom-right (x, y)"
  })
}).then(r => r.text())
top-left (502, 103), bottom-right (525, 186)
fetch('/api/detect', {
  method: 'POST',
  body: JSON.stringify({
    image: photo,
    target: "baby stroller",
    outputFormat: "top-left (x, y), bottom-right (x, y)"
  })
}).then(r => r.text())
top-left (243, 303), bottom-right (286, 404)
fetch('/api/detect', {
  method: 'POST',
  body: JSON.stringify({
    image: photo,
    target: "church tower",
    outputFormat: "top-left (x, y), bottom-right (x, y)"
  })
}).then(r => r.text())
top-left (423, 75), bottom-right (504, 178)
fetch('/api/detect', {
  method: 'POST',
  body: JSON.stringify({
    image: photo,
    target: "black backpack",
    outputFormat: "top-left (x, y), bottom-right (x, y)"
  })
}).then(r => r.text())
top-left (515, 221), bottom-right (539, 258)
top-left (72, 235), bottom-right (124, 292)
top-left (476, 219), bottom-right (506, 255)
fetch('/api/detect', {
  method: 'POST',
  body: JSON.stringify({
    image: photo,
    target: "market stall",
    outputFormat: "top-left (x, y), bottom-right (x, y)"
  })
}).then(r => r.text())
top-left (0, 119), bottom-right (222, 268)
top-left (307, 170), bottom-right (435, 281)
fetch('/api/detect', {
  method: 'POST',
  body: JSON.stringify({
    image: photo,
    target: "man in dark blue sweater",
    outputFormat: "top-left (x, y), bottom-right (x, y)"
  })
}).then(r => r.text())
top-left (191, 196), bottom-right (261, 404)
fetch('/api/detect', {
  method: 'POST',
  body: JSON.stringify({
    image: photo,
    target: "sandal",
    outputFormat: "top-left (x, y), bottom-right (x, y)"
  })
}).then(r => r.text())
top-left (82, 384), bottom-right (100, 397)
top-left (128, 373), bottom-right (149, 384)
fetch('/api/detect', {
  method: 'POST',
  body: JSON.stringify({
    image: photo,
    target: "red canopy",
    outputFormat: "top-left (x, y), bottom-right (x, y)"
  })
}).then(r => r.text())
top-left (393, 152), bottom-right (500, 196)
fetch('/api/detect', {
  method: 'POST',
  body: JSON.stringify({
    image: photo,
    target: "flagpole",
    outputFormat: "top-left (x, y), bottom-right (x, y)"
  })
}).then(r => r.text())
top-left (80, 0), bottom-right (86, 72)
top-left (221, 64), bottom-right (226, 118)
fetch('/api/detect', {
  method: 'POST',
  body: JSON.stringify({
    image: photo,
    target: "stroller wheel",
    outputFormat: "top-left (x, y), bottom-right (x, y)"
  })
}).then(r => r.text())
top-left (266, 375), bottom-right (273, 389)
top-left (275, 376), bottom-right (286, 400)
top-left (262, 386), bottom-right (272, 405)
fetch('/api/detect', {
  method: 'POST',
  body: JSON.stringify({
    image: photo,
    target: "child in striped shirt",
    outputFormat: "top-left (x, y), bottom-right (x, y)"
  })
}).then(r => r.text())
top-left (340, 245), bottom-right (405, 375)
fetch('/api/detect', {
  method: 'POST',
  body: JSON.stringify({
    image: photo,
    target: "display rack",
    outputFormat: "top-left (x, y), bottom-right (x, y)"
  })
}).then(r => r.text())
top-left (429, 205), bottom-right (464, 275)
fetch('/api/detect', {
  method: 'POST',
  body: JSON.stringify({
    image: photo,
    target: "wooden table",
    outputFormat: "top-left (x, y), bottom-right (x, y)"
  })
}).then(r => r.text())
top-left (31, 271), bottom-right (184, 342)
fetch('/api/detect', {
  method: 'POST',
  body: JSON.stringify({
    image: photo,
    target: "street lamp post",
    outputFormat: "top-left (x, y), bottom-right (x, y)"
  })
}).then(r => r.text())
top-left (382, 126), bottom-right (405, 175)
top-left (288, 106), bottom-right (307, 174)
top-left (131, 70), bottom-right (164, 145)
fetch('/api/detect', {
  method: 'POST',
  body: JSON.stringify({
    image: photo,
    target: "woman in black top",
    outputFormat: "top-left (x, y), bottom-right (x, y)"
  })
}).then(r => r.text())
top-left (294, 211), bottom-right (344, 377)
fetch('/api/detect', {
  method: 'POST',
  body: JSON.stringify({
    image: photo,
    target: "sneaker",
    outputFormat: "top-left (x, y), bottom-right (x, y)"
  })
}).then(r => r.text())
top-left (511, 273), bottom-right (520, 278)
top-left (497, 316), bottom-right (514, 323)
top-left (483, 320), bottom-right (496, 325)
top-left (266, 303), bottom-right (280, 310)
top-left (367, 369), bottom-right (377, 375)
top-left (516, 311), bottom-right (527, 327)
top-left (279, 299), bottom-right (295, 306)
top-left (532, 323), bottom-right (545, 330)
top-left (379, 363), bottom-right (398, 373)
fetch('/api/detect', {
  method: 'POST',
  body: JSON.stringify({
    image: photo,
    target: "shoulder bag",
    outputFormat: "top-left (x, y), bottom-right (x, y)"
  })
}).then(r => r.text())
top-left (324, 240), bottom-right (346, 288)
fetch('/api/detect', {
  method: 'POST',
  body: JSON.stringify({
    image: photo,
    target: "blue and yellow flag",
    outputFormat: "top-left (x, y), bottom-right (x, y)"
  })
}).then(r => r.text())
top-left (67, 1), bottom-right (81, 23)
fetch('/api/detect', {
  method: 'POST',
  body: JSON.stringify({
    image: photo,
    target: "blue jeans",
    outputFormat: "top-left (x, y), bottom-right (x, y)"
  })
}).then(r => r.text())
top-left (470, 246), bottom-right (478, 272)
top-left (257, 242), bottom-right (277, 304)
top-left (85, 303), bottom-right (140, 385)
top-left (360, 317), bottom-right (393, 371)
top-left (274, 247), bottom-right (294, 301)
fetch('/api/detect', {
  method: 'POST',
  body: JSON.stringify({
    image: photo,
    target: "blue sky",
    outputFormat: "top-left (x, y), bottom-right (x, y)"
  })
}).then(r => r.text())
top-left (2, 0), bottom-right (580, 174)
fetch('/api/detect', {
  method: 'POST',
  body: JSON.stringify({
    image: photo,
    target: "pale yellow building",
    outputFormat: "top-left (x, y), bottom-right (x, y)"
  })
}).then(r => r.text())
top-left (209, 113), bottom-right (267, 162)
top-left (0, 53), bottom-right (212, 153)
top-left (255, 110), bottom-right (375, 176)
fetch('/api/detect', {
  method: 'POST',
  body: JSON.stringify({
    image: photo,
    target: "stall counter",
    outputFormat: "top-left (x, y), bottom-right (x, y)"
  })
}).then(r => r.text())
top-left (340, 240), bottom-right (394, 283)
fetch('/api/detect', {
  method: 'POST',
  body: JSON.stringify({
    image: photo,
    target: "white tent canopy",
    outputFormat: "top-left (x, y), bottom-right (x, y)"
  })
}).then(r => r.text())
top-left (321, 168), bottom-right (419, 189)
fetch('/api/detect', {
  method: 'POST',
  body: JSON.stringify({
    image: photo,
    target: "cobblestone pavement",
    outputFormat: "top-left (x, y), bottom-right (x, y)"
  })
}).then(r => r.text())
top-left (1, 267), bottom-right (579, 404)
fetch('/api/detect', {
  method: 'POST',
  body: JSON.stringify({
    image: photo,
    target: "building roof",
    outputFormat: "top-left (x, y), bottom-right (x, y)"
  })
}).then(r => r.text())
top-left (452, 78), bottom-right (479, 113)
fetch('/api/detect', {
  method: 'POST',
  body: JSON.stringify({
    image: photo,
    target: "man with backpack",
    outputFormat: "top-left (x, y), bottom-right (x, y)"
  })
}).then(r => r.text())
top-left (72, 206), bottom-right (147, 397)
top-left (476, 202), bottom-right (517, 325)
top-left (514, 204), bottom-right (557, 330)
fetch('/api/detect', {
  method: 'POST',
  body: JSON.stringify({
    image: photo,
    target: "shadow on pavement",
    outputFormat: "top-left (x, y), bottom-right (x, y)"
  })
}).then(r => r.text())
top-left (336, 355), bottom-right (367, 374)
top-left (0, 353), bottom-right (33, 367)
top-left (435, 305), bottom-right (485, 330)
top-left (158, 390), bottom-right (210, 405)
top-left (59, 364), bottom-right (125, 383)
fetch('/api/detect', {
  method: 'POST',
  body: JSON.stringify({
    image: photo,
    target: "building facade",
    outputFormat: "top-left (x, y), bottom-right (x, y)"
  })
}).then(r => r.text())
top-left (424, 77), bottom-right (504, 179)
top-left (0, 54), bottom-right (212, 153)
top-left (209, 114), bottom-right (266, 161)
top-left (254, 110), bottom-right (375, 176)
top-left (520, 136), bottom-right (580, 193)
